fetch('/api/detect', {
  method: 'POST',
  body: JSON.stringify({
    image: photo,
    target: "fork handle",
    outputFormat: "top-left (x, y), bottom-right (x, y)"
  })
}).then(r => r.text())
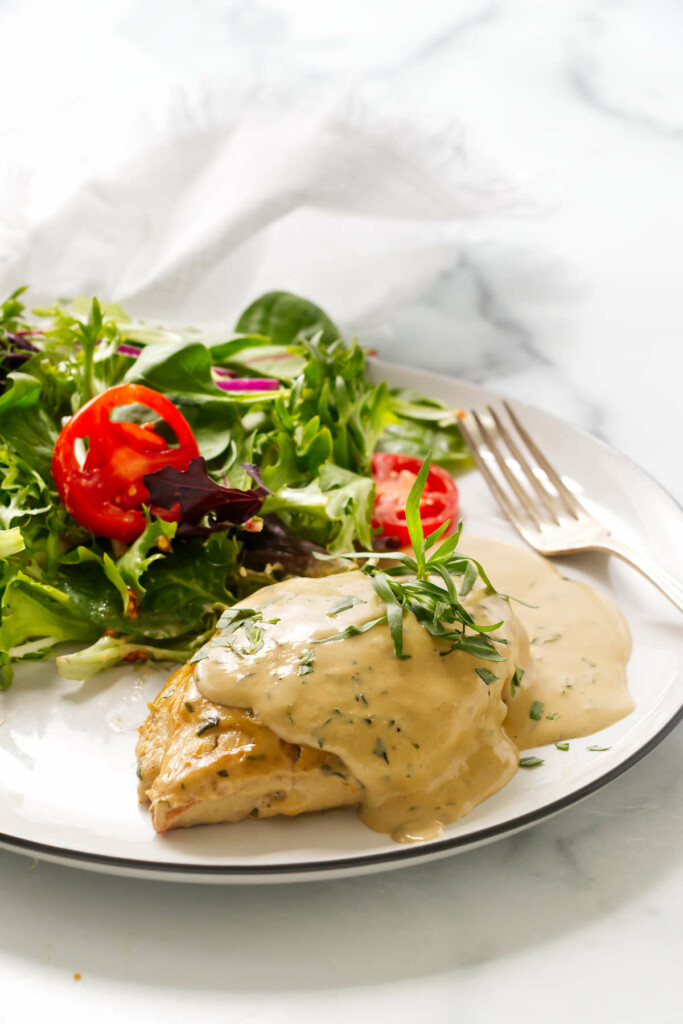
top-left (596, 540), bottom-right (683, 614)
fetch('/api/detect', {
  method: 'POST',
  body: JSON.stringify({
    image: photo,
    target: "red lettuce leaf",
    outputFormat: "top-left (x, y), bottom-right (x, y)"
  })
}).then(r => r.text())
top-left (143, 457), bottom-right (269, 537)
top-left (241, 514), bottom-right (328, 575)
top-left (241, 513), bottom-right (400, 576)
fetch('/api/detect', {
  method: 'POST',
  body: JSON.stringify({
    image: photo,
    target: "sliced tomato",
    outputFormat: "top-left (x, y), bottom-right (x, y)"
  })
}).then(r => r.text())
top-left (371, 452), bottom-right (459, 546)
top-left (52, 384), bottom-right (200, 542)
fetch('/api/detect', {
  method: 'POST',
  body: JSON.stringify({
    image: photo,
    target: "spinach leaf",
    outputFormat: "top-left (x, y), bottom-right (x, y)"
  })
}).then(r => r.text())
top-left (235, 291), bottom-right (341, 347)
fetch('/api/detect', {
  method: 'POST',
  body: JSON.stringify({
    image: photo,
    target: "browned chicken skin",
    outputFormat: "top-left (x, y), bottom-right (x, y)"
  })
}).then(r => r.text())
top-left (137, 664), bottom-right (362, 833)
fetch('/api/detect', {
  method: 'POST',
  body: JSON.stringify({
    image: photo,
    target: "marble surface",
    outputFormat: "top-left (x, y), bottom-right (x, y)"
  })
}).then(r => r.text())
top-left (0, 0), bottom-right (682, 1021)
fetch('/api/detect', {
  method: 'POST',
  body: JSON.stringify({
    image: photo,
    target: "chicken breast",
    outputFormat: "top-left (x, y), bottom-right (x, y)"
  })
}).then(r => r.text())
top-left (136, 663), bottom-right (362, 833)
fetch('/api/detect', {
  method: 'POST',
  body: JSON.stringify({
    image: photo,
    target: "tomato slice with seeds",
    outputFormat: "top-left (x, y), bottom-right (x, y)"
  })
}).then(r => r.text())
top-left (371, 452), bottom-right (459, 546)
top-left (52, 384), bottom-right (200, 543)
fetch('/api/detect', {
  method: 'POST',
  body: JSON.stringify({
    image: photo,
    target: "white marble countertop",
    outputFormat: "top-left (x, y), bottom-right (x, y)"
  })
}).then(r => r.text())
top-left (0, 1), bottom-right (681, 1021)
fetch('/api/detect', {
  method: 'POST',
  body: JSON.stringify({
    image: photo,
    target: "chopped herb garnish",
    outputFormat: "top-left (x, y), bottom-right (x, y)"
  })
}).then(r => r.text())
top-left (475, 667), bottom-right (499, 686)
top-left (529, 700), bottom-right (544, 721)
top-left (196, 713), bottom-right (220, 736)
top-left (555, 741), bottom-right (569, 751)
top-left (519, 756), bottom-right (544, 769)
top-left (298, 649), bottom-right (315, 675)
top-left (216, 606), bottom-right (257, 630)
top-left (587, 745), bottom-right (611, 752)
top-left (546, 712), bottom-right (559, 720)
top-left (246, 752), bottom-right (266, 760)
top-left (313, 616), bottom-right (388, 645)
top-left (211, 607), bottom-right (267, 657)
top-left (531, 633), bottom-right (562, 645)
top-left (327, 596), bottom-right (367, 616)
top-left (184, 701), bottom-right (195, 713)
top-left (217, 769), bottom-right (229, 777)
top-left (373, 737), bottom-right (389, 763)
top-left (320, 762), bottom-right (348, 779)
top-left (136, 761), bottom-right (142, 781)
top-left (510, 665), bottom-right (524, 697)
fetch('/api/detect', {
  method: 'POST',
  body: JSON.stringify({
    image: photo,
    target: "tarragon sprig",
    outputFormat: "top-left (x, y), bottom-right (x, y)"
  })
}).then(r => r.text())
top-left (314, 454), bottom-right (506, 662)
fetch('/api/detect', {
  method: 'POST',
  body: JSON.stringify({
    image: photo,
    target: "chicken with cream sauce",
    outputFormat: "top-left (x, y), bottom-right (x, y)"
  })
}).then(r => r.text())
top-left (137, 537), bottom-right (632, 842)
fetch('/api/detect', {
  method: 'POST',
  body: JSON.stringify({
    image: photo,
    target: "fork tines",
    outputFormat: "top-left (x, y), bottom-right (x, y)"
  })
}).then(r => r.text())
top-left (459, 401), bottom-right (585, 531)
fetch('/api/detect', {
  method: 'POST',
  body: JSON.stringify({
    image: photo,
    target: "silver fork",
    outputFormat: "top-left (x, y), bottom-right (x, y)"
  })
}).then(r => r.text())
top-left (459, 401), bottom-right (683, 614)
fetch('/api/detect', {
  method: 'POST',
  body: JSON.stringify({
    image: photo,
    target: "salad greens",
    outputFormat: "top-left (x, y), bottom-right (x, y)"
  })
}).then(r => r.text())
top-left (0, 287), bottom-right (470, 686)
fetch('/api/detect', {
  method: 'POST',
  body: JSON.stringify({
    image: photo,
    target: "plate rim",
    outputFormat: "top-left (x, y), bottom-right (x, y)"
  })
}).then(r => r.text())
top-left (1, 363), bottom-right (681, 880)
top-left (1, 703), bottom-right (681, 877)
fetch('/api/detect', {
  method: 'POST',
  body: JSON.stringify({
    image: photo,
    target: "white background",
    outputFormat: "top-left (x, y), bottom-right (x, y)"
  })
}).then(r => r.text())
top-left (0, 1), bottom-right (682, 1021)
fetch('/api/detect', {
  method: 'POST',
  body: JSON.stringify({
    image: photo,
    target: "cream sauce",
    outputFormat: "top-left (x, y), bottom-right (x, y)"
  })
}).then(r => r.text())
top-left (193, 537), bottom-right (632, 842)
top-left (462, 537), bottom-right (633, 749)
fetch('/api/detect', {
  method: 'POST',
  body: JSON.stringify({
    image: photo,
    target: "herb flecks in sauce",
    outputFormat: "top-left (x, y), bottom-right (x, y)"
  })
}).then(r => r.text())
top-left (327, 596), bottom-right (367, 617)
top-left (510, 665), bottom-right (524, 697)
top-left (373, 738), bottom-right (390, 763)
top-left (463, 537), bottom-right (632, 752)
top-left (194, 568), bottom-right (521, 842)
top-left (298, 649), bottom-right (315, 676)
top-left (531, 633), bottom-right (562, 646)
top-left (192, 531), bottom-right (632, 842)
top-left (529, 700), bottom-right (545, 721)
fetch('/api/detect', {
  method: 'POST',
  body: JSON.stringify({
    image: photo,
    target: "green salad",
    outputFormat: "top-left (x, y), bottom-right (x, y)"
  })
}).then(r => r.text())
top-left (0, 288), bottom-right (469, 686)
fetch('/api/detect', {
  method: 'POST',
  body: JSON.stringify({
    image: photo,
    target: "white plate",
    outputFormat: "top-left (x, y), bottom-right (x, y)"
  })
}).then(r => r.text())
top-left (0, 362), bottom-right (681, 883)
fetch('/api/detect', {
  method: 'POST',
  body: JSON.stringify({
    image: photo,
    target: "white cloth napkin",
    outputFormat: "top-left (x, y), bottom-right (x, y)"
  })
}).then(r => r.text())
top-left (0, 0), bottom-right (515, 342)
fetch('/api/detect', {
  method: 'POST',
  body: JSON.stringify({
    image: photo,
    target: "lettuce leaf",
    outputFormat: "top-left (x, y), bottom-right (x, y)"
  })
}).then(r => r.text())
top-left (0, 572), bottom-right (99, 686)
top-left (102, 515), bottom-right (178, 614)
top-left (56, 635), bottom-right (196, 681)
